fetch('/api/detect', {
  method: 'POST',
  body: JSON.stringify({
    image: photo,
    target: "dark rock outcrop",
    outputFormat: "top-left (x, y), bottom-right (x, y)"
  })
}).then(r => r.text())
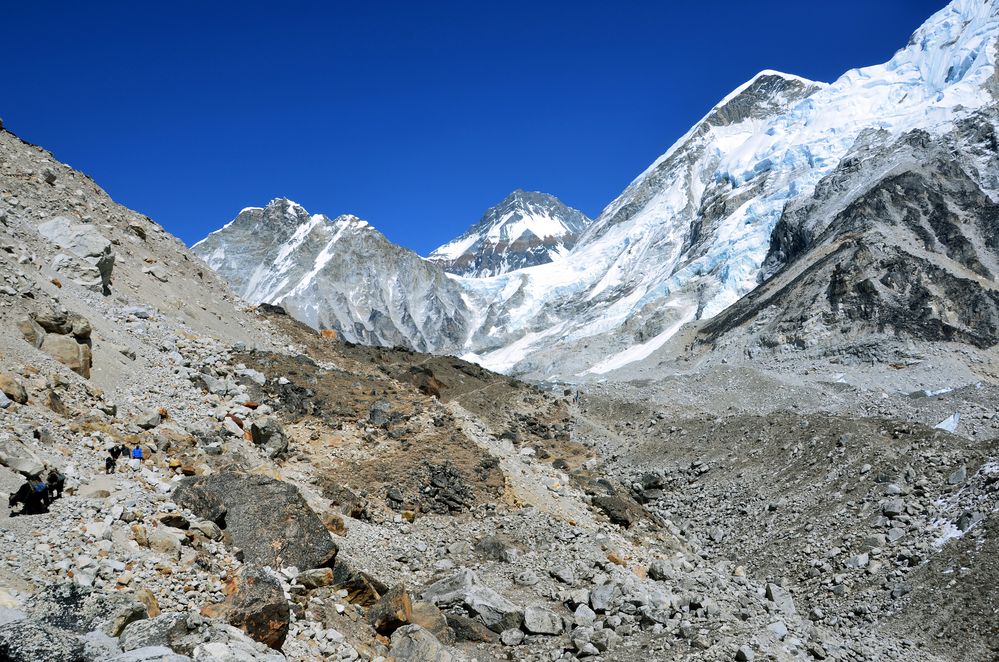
top-left (174, 471), bottom-right (337, 570)
top-left (202, 565), bottom-right (290, 650)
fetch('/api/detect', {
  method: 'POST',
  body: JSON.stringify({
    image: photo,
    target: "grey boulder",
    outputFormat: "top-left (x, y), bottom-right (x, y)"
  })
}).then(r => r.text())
top-left (174, 471), bottom-right (337, 570)
top-left (421, 568), bottom-right (522, 633)
top-left (389, 624), bottom-right (453, 662)
top-left (37, 216), bottom-right (115, 293)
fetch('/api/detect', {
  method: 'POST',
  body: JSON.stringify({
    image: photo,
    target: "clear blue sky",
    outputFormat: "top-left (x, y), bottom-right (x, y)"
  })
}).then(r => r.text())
top-left (3, 1), bottom-right (946, 254)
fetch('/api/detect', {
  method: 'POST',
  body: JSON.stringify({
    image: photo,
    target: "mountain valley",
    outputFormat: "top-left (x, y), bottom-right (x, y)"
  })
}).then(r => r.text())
top-left (0, 2), bottom-right (997, 662)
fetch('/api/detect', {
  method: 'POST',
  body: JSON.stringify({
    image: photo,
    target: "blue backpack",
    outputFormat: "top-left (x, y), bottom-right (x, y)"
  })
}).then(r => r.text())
top-left (132, 447), bottom-right (143, 459)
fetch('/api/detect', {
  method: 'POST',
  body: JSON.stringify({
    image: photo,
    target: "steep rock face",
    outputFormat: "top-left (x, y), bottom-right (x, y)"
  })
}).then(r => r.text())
top-left (428, 190), bottom-right (590, 277)
top-left (192, 199), bottom-right (471, 353)
top-left (701, 123), bottom-right (999, 351)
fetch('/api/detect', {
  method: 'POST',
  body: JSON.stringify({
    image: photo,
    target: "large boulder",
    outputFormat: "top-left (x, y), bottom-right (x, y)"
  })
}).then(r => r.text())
top-left (248, 417), bottom-right (288, 459)
top-left (202, 566), bottom-right (289, 650)
top-left (389, 625), bottom-right (453, 662)
top-left (591, 494), bottom-right (647, 528)
top-left (189, 624), bottom-right (286, 661)
top-left (330, 555), bottom-right (389, 606)
top-left (174, 472), bottom-right (337, 570)
top-left (18, 311), bottom-right (95, 378)
top-left (422, 569), bottom-right (522, 633)
top-left (0, 434), bottom-right (45, 477)
top-left (523, 605), bottom-right (563, 635)
top-left (0, 619), bottom-right (88, 662)
top-left (474, 535), bottom-right (520, 562)
top-left (0, 373), bottom-right (28, 404)
top-left (445, 613), bottom-right (496, 643)
top-left (41, 334), bottom-right (92, 379)
top-left (367, 584), bottom-right (412, 636)
top-left (37, 216), bottom-right (115, 293)
top-left (409, 601), bottom-right (454, 645)
top-left (120, 613), bottom-right (281, 660)
top-left (119, 612), bottom-right (190, 651)
top-left (106, 647), bottom-right (190, 662)
top-left (26, 583), bottom-right (148, 637)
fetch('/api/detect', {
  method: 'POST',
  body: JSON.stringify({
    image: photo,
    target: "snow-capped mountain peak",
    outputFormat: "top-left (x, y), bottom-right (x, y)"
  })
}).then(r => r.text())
top-left (197, 0), bottom-right (999, 378)
top-left (428, 189), bottom-right (591, 277)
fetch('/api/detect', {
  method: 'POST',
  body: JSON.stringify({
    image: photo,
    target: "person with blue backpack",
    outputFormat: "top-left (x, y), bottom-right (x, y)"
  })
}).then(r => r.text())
top-left (131, 444), bottom-right (144, 462)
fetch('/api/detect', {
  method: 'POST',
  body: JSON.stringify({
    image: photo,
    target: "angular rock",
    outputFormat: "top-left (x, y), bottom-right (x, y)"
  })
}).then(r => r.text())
top-left (474, 535), bottom-right (520, 563)
top-left (523, 605), bottom-right (563, 635)
top-left (591, 494), bottom-right (646, 528)
top-left (0, 373), bottom-right (28, 404)
top-left (107, 646), bottom-right (190, 662)
top-left (27, 582), bottom-right (148, 637)
top-left (135, 410), bottom-right (162, 430)
top-left (248, 417), bottom-right (288, 459)
top-left (550, 564), bottom-right (575, 585)
top-left (331, 556), bottom-right (388, 606)
top-left (17, 317), bottom-right (45, 349)
top-left (446, 612), bottom-right (497, 643)
top-left (119, 612), bottom-right (189, 651)
top-left (948, 466), bottom-right (967, 485)
top-left (422, 568), bottom-right (522, 633)
top-left (500, 628), bottom-right (524, 646)
top-left (294, 568), bottom-right (333, 590)
top-left (367, 584), bottom-right (413, 636)
top-left (882, 499), bottom-right (905, 518)
top-left (368, 400), bottom-right (393, 427)
top-left (202, 566), bottom-right (289, 650)
top-left (37, 215), bottom-right (115, 293)
top-left (0, 619), bottom-right (88, 662)
top-left (389, 624), bottom-right (453, 662)
top-left (590, 582), bottom-right (620, 612)
top-left (0, 435), bottom-right (45, 477)
top-left (648, 559), bottom-right (673, 581)
top-left (189, 623), bottom-right (286, 661)
top-left (409, 601), bottom-right (454, 645)
top-left (174, 472), bottom-right (337, 570)
top-left (148, 528), bottom-right (183, 560)
top-left (16, 317), bottom-right (46, 348)
top-left (40, 333), bottom-right (92, 378)
top-left (765, 583), bottom-right (796, 616)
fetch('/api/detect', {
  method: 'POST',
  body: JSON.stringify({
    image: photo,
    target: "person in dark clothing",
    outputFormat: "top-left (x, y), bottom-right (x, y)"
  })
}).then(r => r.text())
top-left (105, 454), bottom-right (116, 474)
top-left (46, 470), bottom-right (65, 500)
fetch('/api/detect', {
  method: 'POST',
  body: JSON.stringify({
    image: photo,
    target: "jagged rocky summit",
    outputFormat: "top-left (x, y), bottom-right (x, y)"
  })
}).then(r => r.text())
top-left (427, 189), bottom-right (591, 278)
top-left (192, 199), bottom-right (470, 353)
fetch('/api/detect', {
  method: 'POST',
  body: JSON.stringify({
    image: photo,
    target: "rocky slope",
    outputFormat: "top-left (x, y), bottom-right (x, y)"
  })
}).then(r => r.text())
top-left (198, 0), bottom-right (999, 380)
top-left (428, 189), bottom-right (591, 278)
top-left (700, 117), bottom-right (999, 354)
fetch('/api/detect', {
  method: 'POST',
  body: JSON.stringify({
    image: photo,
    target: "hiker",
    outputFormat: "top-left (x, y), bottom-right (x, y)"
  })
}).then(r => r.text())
top-left (131, 444), bottom-right (144, 463)
top-left (105, 454), bottom-right (116, 474)
top-left (8, 476), bottom-right (50, 516)
top-left (46, 470), bottom-right (65, 500)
